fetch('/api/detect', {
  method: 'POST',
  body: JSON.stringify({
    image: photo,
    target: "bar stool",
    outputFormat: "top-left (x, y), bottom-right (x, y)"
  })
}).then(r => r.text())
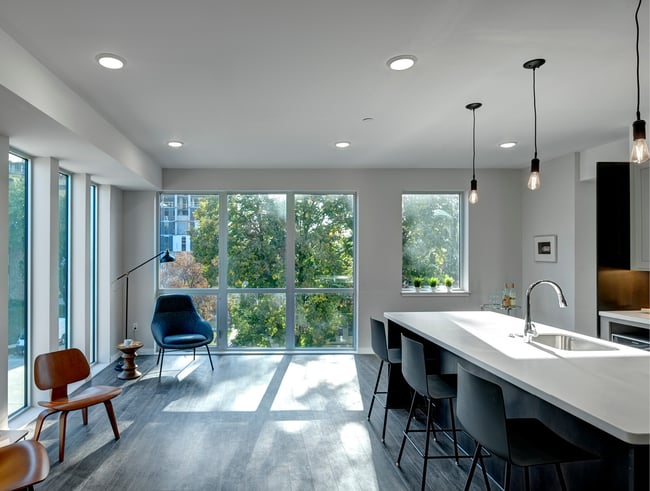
top-left (367, 318), bottom-right (402, 443)
top-left (396, 335), bottom-right (462, 491)
top-left (456, 365), bottom-right (597, 491)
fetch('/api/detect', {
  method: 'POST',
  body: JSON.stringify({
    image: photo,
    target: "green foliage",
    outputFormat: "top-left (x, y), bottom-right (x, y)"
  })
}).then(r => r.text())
top-left (183, 193), bottom-right (355, 348)
top-left (444, 275), bottom-right (454, 288)
top-left (402, 194), bottom-right (460, 286)
top-left (428, 277), bottom-right (439, 288)
top-left (413, 277), bottom-right (423, 287)
top-left (8, 165), bottom-right (27, 345)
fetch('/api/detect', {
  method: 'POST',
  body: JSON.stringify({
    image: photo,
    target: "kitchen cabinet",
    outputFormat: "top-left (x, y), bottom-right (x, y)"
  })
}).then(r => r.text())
top-left (597, 163), bottom-right (630, 268)
top-left (630, 161), bottom-right (649, 270)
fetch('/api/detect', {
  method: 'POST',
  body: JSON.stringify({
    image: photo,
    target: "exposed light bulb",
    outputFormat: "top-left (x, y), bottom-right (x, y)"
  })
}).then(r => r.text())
top-left (528, 158), bottom-right (541, 190)
top-left (631, 120), bottom-right (649, 164)
top-left (469, 179), bottom-right (479, 204)
top-left (528, 172), bottom-right (541, 190)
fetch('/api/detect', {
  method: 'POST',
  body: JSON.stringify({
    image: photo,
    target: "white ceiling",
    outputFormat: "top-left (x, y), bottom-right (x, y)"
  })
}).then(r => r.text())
top-left (0, 0), bottom-right (647, 187)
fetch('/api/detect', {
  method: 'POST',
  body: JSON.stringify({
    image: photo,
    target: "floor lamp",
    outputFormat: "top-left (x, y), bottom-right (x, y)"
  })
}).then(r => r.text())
top-left (114, 249), bottom-right (175, 370)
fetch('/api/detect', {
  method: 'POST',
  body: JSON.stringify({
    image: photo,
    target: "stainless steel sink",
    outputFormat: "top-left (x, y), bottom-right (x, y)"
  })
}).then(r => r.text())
top-left (532, 334), bottom-right (617, 351)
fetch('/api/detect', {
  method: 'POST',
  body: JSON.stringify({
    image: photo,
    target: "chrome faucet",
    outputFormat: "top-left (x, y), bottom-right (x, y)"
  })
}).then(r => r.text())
top-left (524, 280), bottom-right (568, 342)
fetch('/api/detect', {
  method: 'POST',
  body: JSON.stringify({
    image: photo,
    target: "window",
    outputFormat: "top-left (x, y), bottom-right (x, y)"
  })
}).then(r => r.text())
top-left (58, 173), bottom-right (70, 348)
top-left (8, 153), bottom-right (28, 415)
top-left (89, 184), bottom-right (98, 363)
top-left (402, 193), bottom-right (463, 291)
top-left (159, 192), bottom-right (356, 350)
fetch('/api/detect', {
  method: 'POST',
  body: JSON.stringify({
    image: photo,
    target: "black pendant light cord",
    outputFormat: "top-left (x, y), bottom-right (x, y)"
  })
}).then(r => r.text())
top-left (532, 67), bottom-right (538, 159)
top-left (472, 108), bottom-right (477, 179)
top-left (635, 0), bottom-right (642, 120)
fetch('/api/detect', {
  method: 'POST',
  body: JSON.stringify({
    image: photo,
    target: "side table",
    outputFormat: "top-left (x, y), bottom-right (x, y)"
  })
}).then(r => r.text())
top-left (116, 341), bottom-right (144, 380)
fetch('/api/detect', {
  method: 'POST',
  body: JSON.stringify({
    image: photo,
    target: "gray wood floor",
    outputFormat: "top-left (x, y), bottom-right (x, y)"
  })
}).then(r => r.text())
top-left (26, 353), bottom-right (487, 491)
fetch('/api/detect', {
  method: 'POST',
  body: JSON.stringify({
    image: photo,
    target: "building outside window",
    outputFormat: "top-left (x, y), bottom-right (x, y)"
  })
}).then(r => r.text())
top-left (7, 152), bottom-right (28, 416)
top-left (402, 192), bottom-right (464, 291)
top-left (159, 192), bottom-right (356, 350)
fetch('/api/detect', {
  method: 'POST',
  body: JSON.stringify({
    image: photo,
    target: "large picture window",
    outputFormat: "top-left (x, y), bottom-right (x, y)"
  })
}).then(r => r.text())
top-left (402, 193), bottom-right (464, 291)
top-left (159, 192), bottom-right (356, 350)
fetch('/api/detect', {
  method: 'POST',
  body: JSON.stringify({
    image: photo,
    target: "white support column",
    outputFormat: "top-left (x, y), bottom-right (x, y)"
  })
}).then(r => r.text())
top-left (31, 158), bottom-right (60, 355)
top-left (71, 173), bottom-right (91, 356)
top-left (97, 185), bottom-right (123, 364)
top-left (0, 135), bottom-right (10, 428)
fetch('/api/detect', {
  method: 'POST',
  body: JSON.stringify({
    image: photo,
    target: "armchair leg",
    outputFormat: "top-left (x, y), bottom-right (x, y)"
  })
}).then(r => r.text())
top-left (33, 408), bottom-right (58, 441)
top-left (104, 400), bottom-right (120, 440)
top-left (158, 348), bottom-right (165, 380)
top-left (206, 345), bottom-right (214, 370)
top-left (156, 347), bottom-right (162, 366)
top-left (58, 411), bottom-right (69, 462)
top-left (82, 407), bottom-right (88, 425)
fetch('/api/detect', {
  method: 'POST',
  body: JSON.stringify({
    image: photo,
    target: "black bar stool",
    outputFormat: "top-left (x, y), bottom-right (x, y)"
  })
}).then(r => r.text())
top-left (396, 335), bottom-right (463, 491)
top-left (367, 318), bottom-right (402, 443)
top-left (456, 365), bottom-right (597, 491)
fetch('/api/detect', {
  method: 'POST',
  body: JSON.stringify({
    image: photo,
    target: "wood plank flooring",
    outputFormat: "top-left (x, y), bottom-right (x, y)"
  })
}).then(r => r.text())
top-left (25, 353), bottom-right (487, 491)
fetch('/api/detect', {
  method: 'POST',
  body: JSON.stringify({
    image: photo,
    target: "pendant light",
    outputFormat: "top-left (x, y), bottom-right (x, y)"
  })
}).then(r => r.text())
top-left (524, 58), bottom-right (545, 190)
top-left (466, 102), bottom-right (482, 204)
top-left (631, 0), bottom-right (649, 164)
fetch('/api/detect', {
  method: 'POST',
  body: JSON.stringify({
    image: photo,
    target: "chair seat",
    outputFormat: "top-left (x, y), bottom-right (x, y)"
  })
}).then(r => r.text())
top-left (426, 374), bottom-right (457, 400)
top-left (163, 334), bottom-right (209, 346)
top-left (387, 348), bottom-right (402, 364)
top-left (39, 385), bottom-right (122, 412)
top-left (507, 418), bottom-right (596, 467)
top-left (0, 440), bottom-right (50, 490)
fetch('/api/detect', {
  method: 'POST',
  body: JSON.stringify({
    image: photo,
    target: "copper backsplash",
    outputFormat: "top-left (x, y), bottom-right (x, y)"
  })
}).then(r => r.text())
top-left (597, 267), bottom-right (650, 310)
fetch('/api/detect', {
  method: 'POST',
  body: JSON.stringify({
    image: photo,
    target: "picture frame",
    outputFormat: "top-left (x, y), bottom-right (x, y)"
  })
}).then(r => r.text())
top-left (533, 235), bottom-right (557, 262)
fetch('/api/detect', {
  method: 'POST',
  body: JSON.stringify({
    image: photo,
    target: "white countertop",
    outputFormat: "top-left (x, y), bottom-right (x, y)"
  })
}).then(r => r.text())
top-left (599, 310), bottom-right (650, 329)
top-left (384, 310), bottom-right (650, 445)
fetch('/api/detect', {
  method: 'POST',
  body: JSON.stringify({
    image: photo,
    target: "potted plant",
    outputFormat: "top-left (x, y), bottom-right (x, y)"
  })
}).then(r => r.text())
top-left (444, 275), bottom-right (454, 292)
top-left (413, 277), bottom-right (423, 292)
top-left (428, 277), bottom-right (439, 290)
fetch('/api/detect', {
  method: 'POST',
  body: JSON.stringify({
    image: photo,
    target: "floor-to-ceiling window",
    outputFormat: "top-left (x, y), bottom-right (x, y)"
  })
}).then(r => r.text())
top-left (89, 184), bottom-right (98, 362)
top-left (7, 152), bottom-right (28, 415)
top-left (58, 173), bottom-right (70, 349)
top-left (159, 192), bottom-right (356, 350)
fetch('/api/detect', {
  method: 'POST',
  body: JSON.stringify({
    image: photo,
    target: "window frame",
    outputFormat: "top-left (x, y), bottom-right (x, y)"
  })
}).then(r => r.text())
top-left (157, 191), bottom-right (358, 351)
top-left (401, 191), bottom-right (469, 295)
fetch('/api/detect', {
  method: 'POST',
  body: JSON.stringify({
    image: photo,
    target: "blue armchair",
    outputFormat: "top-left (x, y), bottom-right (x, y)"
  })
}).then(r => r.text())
top-left (151, 294), bottom-right (214, 379)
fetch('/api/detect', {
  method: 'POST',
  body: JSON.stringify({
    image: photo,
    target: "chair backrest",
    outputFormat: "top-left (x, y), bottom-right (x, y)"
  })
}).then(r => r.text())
top-left (154, 294), bottom-right (198, 314)
top-left (370, 318), bottom-right (389, 362)
top-left (34, 348), bottom-right (90, 398)
top-left (456, 365), bottom-right (510, 460)
top-left (400, 335), bottom-right (429, 397)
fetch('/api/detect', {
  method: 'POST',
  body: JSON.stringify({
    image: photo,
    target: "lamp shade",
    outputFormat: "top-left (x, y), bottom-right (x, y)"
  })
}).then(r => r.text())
top-left (160, 249), bottom-right (176, 263)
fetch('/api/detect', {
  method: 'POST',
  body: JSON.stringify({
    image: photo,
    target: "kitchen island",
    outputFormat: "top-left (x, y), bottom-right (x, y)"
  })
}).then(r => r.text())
top-left (384, 311), bottom-right (650, 490)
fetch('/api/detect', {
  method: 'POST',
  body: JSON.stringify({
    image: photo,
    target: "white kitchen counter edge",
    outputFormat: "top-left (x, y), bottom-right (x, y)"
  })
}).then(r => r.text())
top-left (385, 310), bottom-right (650, 445)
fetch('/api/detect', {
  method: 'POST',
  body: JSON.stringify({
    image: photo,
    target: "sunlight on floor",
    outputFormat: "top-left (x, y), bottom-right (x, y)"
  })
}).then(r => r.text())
top-left (271, 355), bottom-right (363, 411)
top-left (163, 355), bottom-right (283, 412)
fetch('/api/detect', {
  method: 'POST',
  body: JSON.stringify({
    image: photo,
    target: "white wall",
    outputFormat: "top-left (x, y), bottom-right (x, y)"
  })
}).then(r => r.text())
top-left (521, 153), bottom-right (578, 330)
top-left (122, 168), bottom-right (523, 353)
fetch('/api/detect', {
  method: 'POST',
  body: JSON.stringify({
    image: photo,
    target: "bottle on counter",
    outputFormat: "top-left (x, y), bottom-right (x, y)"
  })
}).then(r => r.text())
top-left (509, 283), bottom-right (517, 307)
top-left (502, 283), bottom-right (511, 308)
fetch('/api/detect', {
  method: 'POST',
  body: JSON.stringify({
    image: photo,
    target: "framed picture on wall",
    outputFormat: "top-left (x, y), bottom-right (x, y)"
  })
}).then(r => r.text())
top-left (533, 235), bottom-right (557, 262)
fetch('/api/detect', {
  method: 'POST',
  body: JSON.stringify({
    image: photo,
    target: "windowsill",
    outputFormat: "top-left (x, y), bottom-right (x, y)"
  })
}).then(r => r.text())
top-left (401, 289), bottom-right (470, 297)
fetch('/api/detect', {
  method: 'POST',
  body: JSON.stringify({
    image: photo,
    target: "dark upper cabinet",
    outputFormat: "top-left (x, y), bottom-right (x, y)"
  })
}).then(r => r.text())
top-left (597, 162), bottom-right (630, 269)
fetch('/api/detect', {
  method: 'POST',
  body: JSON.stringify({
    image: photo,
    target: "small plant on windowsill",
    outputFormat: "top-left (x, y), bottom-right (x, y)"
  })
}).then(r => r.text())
top-left (413, 277), bottom-right (423, 292)
top-left (428, 277), bottom-right (439, 290)
top-left (444, 276), bottom-right (454, 292)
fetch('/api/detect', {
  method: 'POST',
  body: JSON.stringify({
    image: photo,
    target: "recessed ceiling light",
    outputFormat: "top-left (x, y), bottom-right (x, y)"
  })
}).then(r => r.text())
top-left (167, 141), bottom-right (184, 148)
top-left (387, 55), bottom-right (417, 71)
top-left (335, 141), bottom-right (351, 148)
top-left (96, 53), bottom-right (126, 70)
top-left (499, 141), bottom-right (517, 149)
